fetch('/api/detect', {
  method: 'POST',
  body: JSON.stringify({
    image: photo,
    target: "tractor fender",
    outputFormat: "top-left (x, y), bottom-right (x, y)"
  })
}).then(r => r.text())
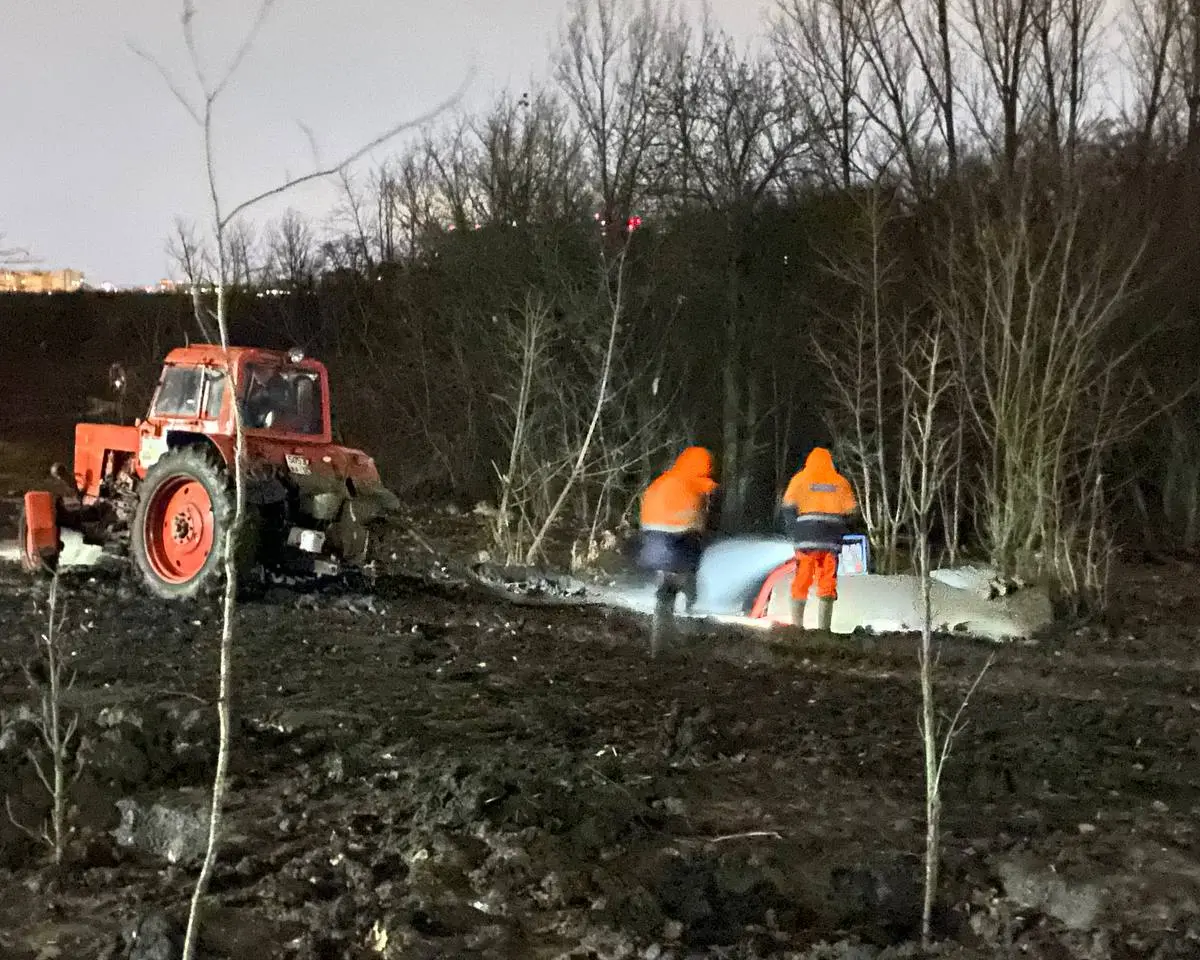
top-left (20, 491), bottom-right (61, 572)
top-left (163, 431), bottom-right (230, 465)
top-left (162, 432), bottom-right (285, 506)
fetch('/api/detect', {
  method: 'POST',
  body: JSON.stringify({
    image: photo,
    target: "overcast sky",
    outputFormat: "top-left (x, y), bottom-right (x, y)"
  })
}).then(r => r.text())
top-left (2, 0), bottom-right (767, 287)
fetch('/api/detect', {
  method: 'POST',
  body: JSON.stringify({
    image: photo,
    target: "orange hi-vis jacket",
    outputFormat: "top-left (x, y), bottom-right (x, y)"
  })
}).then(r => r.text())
top-left (640, 447), bottom-right (718, 534)
top-left (782, 447), bottom-right (857, 551)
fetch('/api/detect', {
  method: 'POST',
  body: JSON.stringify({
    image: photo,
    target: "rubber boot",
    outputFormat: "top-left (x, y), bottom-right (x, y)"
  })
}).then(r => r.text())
top-left (650, 578), bottom-right (677, 657)
top-left (816, 597), bottom-right (834, 632)
top-left (790, 598), bottom-right (807, 631)
top-left (681, 570), bottom-right (699, 616)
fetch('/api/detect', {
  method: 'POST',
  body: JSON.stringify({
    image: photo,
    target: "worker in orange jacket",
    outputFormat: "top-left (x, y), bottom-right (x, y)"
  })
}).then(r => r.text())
top-left (780, 446), bottom-right (857, 631)
top-left (637, 446), bottom-right (718, 652)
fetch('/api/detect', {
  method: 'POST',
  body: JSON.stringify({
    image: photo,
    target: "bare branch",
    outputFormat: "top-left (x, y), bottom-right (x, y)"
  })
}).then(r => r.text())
top-left (181, 0), bottom-right (210, 97)
top-left (219, 70), bottom-right (475, 230)
top-left (209, 0), bottom-right (279, 102)
top-left (126, 41), bottom-right (202, 124)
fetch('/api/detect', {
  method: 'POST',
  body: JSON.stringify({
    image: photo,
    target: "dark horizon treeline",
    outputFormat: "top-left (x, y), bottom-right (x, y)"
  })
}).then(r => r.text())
top-left (12, 0), bottom-right (1200, 606)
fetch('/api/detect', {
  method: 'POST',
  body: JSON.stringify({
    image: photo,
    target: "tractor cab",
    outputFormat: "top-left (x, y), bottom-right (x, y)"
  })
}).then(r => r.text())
top-left (239, 363), bottom-right (323, 435)
top-left (143, 346), bottom-right (331, 445)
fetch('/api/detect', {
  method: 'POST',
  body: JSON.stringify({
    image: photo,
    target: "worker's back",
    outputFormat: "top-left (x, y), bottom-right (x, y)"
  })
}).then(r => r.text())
top-left (782, 447), bottom-right (856, 550)
top-left (640, 447), bottom-right (717, 533)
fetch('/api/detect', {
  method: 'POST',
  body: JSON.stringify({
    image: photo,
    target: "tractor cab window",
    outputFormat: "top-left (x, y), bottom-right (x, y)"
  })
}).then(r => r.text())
top-left (201, 369), bottom-right (226, 420)
top-left (239, 363), bottom-right (323, 435)
top-left (152, 365), bottom-right (204, 418)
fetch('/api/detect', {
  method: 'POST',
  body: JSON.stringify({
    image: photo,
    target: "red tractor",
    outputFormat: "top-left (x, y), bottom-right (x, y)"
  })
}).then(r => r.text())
top-left (19, 345), bottom-right (398, 599)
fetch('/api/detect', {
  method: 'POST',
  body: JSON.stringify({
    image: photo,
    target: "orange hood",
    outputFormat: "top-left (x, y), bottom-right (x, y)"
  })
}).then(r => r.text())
top-left (803, 446), bottom-right (836, 477)
top-left (671, 446), bottom-right (717, 493)
top-left (783, 445), bottom-right (856, 516)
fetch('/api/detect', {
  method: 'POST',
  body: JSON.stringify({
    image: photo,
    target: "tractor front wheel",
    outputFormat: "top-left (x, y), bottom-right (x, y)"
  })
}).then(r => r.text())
top-left (130, 449), bottom-right (246, 601)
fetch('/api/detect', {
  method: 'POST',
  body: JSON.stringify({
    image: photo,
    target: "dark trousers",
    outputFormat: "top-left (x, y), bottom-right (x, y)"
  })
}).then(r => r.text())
top-left (638, 530), bottom-right (702, 654)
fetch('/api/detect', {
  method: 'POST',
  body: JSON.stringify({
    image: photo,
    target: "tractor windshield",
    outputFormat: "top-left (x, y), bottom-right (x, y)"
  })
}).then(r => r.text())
top-left (239, 363), bottom-right (323, 435)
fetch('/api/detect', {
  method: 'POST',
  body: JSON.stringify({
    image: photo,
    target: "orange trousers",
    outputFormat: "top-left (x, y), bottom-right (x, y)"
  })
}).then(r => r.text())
top-left (791, 549), bottom-right (838, 600)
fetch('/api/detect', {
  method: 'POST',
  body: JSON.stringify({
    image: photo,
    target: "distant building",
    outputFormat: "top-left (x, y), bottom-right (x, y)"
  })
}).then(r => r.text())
top-left (0, 268), bottom-right (85, 293)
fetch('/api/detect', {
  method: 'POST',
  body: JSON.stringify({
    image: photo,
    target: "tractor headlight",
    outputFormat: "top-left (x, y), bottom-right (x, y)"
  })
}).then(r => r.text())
top-left (287, 347), bottom-right (305, 364)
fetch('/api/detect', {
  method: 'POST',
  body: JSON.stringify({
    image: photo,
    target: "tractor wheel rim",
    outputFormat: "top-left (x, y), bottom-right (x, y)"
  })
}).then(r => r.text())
top-left (145, 477), bottom-right (215, 583)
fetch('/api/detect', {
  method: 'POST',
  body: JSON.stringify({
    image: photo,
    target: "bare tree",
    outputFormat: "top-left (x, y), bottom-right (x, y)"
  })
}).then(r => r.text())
top-left (491, 292), bottom-right (557, 558)
top-left (962, 0), bottom-right (1037, 177)
top-left (264, 208), bottom-right (317, 290)
top-left (556, 0), bottom-right (671, 239)
top-left (131, 2), bottom-right (466, 955)
top-left (167, 217), bottom-right (209, 286)
top-left (373, 149), bottom-right (444, 262)
top-left (1122, 0), bottom-right (1184, 164)
top-left (524, 248), bottom-right (626, 563)
top-left (664, 29), bottom-right (810, 209)
top-left (938, 180), bottom-right (1148, 611)
top-left (889, 0), bottom-right (963, 178)
top-left (900, 323), bottom-right (992, 947)
top-left (370, 162), bottom-right (402, 263)
top-left (5, 571), bottom-right (81, 867)
top-left (902, 324), bottom-right (993, 945)
top-left (166, 217), bottom-right (217, 342)
top-left (772, 0), bottom-right (871, 189)
top-left (224, 218), bottom-right (259, 289)
top-left (932, 0), bottom-right (959, 175)
top-left (489, 245), bottom-right (677, 565)
top-left (330, 168), bottom-right (378, 272)
top-left (471, 87), bottom-right (589, 226)
top-left (812, 187), bottom-right (911, 571)
top-left (901, 322), bottom-right (947, 945)
top-left (1170, 0), bottom-right (1200, 157)
top-left (1030, 0), bottom-right (1107, 174)
top-left (851, 0), bottom-right (939, 187)
top-left (426, 115), bottom-right (486, 230)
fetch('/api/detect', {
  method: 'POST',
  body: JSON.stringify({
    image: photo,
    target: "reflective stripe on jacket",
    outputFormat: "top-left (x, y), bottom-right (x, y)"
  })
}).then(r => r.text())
top-left (792, 513), bottom-right (849, 551)
top-left (782, 447), bottom-right (856, 549)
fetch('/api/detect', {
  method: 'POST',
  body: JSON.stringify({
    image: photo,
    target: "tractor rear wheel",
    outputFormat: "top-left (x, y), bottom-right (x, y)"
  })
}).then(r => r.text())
top-left (130, 448), bottom-right (251, 601)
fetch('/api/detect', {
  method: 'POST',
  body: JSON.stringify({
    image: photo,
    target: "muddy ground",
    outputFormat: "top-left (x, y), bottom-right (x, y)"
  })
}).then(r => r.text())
top-left (2, 510), bottom-right (1200, 959)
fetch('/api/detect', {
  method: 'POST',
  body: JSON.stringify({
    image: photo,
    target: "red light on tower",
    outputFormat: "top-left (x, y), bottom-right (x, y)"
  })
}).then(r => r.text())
top-left (626, 215), bottom-right (642, 231)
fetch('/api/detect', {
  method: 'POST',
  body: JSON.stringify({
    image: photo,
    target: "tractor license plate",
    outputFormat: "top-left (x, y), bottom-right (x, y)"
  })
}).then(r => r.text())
top-left (285, 454), bottom-right (311, 475)
top-left (287, 527), bottom-right (326, 553)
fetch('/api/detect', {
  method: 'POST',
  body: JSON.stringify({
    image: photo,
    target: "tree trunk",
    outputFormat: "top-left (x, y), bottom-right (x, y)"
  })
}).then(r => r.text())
top-left (720, 235), bottom-right (744, 531)
top-left (721, 328), bottom-right (742, 530)
top-left (937, 0), bottom-right (958, 178)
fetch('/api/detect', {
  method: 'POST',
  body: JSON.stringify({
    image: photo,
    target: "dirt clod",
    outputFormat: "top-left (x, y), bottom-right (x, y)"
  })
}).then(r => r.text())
top-left (114, 793), bottom-right (211, 865)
